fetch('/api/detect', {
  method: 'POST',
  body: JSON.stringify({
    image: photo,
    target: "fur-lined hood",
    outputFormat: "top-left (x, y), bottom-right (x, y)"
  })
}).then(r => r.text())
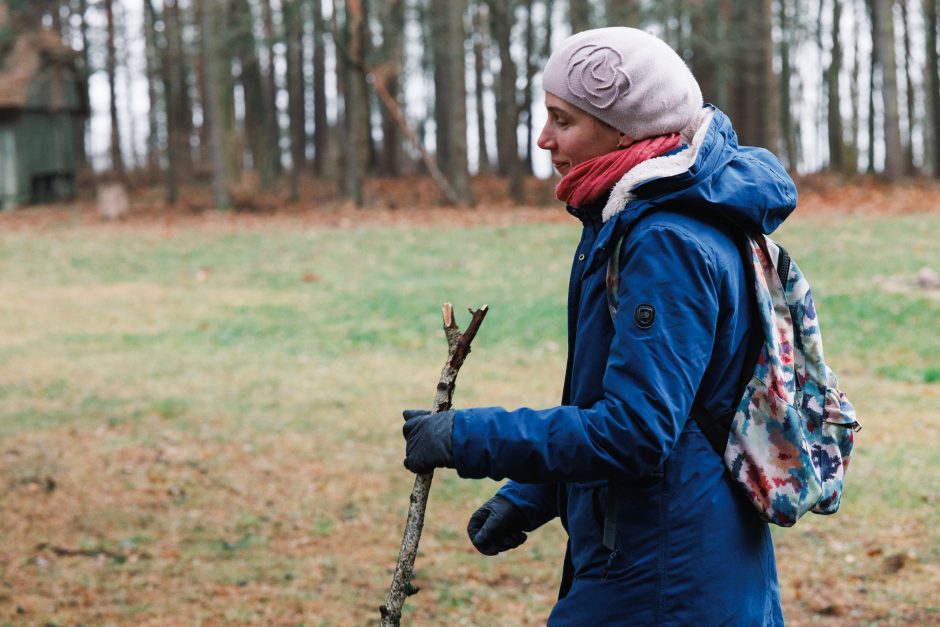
top-left (601, 106), bottom-right (797, 235)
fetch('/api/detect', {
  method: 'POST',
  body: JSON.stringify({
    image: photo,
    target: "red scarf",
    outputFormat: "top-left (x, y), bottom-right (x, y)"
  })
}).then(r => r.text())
top-left (555, 134), bottom-right (681, 210)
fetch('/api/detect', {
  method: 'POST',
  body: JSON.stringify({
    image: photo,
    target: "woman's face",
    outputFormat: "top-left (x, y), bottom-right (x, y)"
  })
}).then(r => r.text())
top-left (537, 92), bottom-right (629, 176)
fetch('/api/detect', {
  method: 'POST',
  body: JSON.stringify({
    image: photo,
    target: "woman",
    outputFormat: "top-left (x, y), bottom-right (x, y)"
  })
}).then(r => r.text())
top-left (402, 27), bottom-right (794, 625)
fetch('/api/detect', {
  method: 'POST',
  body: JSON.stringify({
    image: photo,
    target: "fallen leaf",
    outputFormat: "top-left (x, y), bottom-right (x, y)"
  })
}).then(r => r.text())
top-left (815, 604), bottom-right (846, 616)
top-left (882, 552), bottom-right (907, 574)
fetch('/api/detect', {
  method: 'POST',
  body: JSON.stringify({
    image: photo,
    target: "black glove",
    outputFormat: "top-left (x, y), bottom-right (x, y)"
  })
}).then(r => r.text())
top-left (467, 495), bottom-right (529, 556)
top-left (402, 409), bottom-right (455, 474)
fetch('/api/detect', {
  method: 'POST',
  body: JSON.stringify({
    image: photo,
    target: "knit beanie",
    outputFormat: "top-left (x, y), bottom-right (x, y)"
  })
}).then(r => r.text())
top-left (542, 27), bottom-right (703, 140)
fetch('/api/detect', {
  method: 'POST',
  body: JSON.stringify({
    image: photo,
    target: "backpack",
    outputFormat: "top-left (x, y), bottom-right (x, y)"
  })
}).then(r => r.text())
top-left (605, 227), bottom-right (861, 527)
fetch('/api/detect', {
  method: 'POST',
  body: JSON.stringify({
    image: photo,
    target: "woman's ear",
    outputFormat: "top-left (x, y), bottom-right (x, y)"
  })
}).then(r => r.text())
top-left (617, 133), bottom-right (635, 149)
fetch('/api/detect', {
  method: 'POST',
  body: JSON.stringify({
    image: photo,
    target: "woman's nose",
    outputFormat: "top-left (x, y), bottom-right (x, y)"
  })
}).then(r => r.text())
top-left (537, 124), bottom-right (554, 150)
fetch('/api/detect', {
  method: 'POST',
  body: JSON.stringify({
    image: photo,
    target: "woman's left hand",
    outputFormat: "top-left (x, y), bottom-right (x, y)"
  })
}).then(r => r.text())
top-left (402, 409), bottom-right (456, 474)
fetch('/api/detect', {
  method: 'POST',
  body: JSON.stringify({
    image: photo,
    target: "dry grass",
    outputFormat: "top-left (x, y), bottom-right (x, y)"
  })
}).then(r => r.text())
top-left (0, 193), bottom-right (938, 625)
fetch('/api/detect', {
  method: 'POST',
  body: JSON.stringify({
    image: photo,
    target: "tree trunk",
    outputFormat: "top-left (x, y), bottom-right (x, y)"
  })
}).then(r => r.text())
top-left (312, 0), bottom-right (330, 176)
top-left (522, 0), bottom-right (536, 174)
top-left (192, 0), bottom-right (210, 166)
top-left (848, 0), bottom-right (863, 172)
top-left (778, 0), bottom-right (797, 171)
top-left (867, 0), bottom-right (877, 172)
top-left (330, 0), bottom-right (350, 186)
top-left (730, 0), bottom-right (778, 151)
top-left (144, 0), bottom-right (160, 172)
top-left (828, 0), bottom-right (845, 171)
top-left (874, 0), bottom-right (904, 180)
top-left (362, 0), bottom-right (379, 172)
top-left (607, 0), bottom-right (639, 25)
top-left (690, 0), bottom-right (721, 107)
top-left (926, 0), bottom-right (940, 176)
top-left (200, 0), bottom-right (230, 209)
top-left (489, 0), bottom-right (523, 201)
top-left (569, 0), bottom-right (591, 32)
top-left (261, 0), bottom-right (283, 177)
top-left (233, 0), bottom-right (276, 189)
top-left (814, 0), bottom-right (826, 163)
top-left (430, 0), bottom-right (472, 204)
top-left (104, 0), bottom-right (124, 175)
top-left (344, 0), bottom-right (368, 205)
top-left (472, 1), bottom-right (492, 174)
top-left (76, 0), bottom-right (90, 171)
top-left (219, 0), bottom-right (240, 181)
top-left (378, 0), bottom-right (405, 176)
top-left (430, 0), bottom-right (453, 176)
top-left (168, 0), bottom-right (193, 172)
top-left (286, 0), bottom-right (305, 201)
top-left (158, 0), bottom-right (179, 203)
top-left (116, 1), bottom-right (139, 170)
top-left (900, 0), bottom-right (917, 173)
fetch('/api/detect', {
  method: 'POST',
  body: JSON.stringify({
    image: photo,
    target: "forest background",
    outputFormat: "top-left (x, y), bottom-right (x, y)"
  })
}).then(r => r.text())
top-left (3, 0), bottom-right (940, 206)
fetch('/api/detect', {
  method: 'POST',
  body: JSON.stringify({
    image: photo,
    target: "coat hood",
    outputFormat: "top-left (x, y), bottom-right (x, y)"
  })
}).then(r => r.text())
top-left (601, 106), bottom-right (797, 235)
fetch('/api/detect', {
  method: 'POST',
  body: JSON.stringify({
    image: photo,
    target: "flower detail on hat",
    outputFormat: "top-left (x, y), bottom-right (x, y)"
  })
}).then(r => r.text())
top-left (565, 44), bottom-right (631, 110)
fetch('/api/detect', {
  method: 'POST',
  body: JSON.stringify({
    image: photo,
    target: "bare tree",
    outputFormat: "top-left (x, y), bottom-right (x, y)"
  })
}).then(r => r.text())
top-left (730, 0), bottom-right (778, 151)
top-left (488, 0), bottom-right (524, 201)
top-left (866, 0), bottom-right (877, 172)
top-left (144, 0), bottom-right (161, 172)
top-left (286, 0), bottom-right (305, 201)
top-left (472, 1), bottom-right (492, 174)
top-left (828, 0), bottom-right (846, 171)
top-left (873, 0), bottom-right (903, 179)
top-left (778, 0), bottom-right (798, 170)
top-left (343, 0), bottom-right (368, 205)
top-left (569, 0), bottom-right (591, 32)
top-left (312, 0), bottom-right (330, 175)
top-left (378, 0), bottom-right (406, 175)
top-left (200, 0), bottom-right (230, 208)
top-left (848, 0), bottom-right (863, 172)
top-left (104, 0), bottom-right (124, 174)
top-left (607, 0), bottom-right (639, 25)
top-left (521, 0), bottom-right (536, 174)
top-left (261, 0), bottom-right (283, 177)
top-left (233, 0), bottom-right (277, 189)
top-left (900, 0), bottom-right (917, 173)
top-left (926, 0), bottom-right (940, 176)
top-left (153, 0), bottom-right (180, 203)
top-left (430, 0), bottom-right (472, 204)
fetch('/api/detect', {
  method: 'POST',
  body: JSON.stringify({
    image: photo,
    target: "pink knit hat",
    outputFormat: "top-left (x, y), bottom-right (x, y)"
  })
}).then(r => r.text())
top-left (542, 27), bottom-right (703, 140)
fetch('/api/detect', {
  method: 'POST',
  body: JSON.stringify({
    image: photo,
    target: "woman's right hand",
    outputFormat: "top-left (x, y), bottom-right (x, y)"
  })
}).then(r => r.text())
top-left (466, 495), bottom-right (529, 555)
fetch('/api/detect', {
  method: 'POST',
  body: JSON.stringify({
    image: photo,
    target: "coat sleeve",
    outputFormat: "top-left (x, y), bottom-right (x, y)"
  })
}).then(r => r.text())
top-left (452, 223), bottom-right (721, 483)
top-left (495, 481), bottom-right (559, 531)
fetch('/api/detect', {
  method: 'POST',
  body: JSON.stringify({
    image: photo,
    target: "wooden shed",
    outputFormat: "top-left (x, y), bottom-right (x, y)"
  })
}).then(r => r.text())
top-left (0, 25), bottom-right (88, 209)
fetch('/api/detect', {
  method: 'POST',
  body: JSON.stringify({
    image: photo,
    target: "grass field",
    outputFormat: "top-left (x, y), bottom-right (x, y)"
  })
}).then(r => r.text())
top-left (0, 204), bottom-right (938, 625)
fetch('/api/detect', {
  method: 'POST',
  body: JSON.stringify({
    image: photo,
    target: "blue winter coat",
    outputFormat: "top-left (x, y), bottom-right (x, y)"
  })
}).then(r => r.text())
top-left (452, 108), bottom-right (796, 626)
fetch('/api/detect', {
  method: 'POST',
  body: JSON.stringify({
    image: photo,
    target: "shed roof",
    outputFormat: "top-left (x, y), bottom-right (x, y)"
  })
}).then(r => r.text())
top-left (0, 27), bottom-right (85, 112)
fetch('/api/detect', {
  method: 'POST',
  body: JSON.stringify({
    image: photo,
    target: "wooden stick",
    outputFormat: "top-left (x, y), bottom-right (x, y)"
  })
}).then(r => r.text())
top-left (380, 303), bottom-right (489, 627)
